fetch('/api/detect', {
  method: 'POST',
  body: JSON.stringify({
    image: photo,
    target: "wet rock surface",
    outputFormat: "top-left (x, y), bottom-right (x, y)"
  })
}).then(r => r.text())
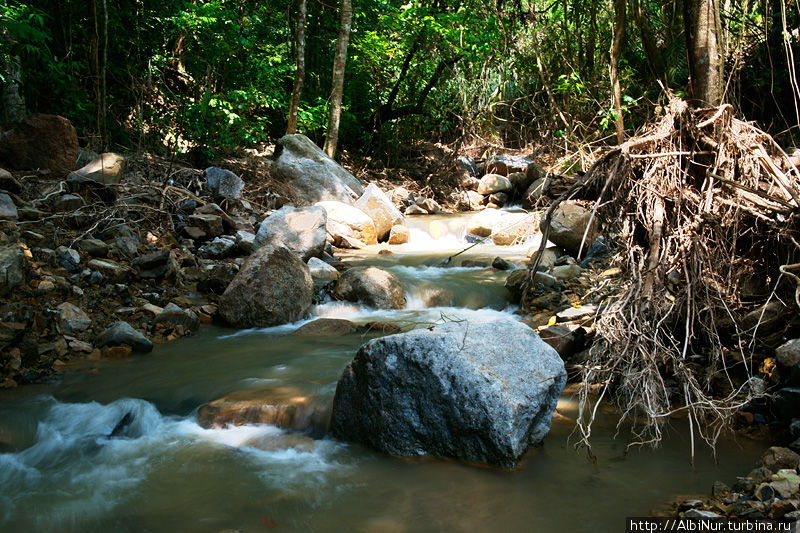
top-left (219, 245), bottom-right (313, 328)
top-left (331, 266), bottom-right (406, 309)
top-left (331, 317), bottom-right (567, 468)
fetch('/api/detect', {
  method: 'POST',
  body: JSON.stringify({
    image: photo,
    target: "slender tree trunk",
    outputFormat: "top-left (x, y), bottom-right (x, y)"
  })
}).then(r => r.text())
top-left (100, 0), bottom-right (108, 147)
top-left (323, 0), bottom-right (353, 158)
top-left (585, 1), bottom-right (596, 75)
top-left (0, 1), bottom-right (25, 126)
top-left (631, 0), bottom-right (667, 89)
top-left (684, 0), bottom-right (724, 106)
top-left (286, 0), bottom-right (307, 135)
top-left (609, 0), bottom-right (626, 144)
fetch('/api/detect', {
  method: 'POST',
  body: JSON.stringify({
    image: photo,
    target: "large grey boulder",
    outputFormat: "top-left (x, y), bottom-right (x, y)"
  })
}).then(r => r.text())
top-left (332, 266), bottom-right (406, 309)
top-left (0, 244), bottom-right (24, 296)
top-left (356, 183), bottom-right (404, 241)
top-left (542, 201), bottom-right (599, 255)
top-left (204, 167), bottom-right (244, 201)
top-left (252, 205), bottom-right (327, 261)
top-left (331, 317), bottom-right (567, 467)
top-left (273, 134), bottom-right (363, 205)
top-left (219, 245), bottom-right (313, 328)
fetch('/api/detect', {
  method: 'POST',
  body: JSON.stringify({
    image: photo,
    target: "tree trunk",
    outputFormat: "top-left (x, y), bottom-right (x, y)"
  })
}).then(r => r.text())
top-left (684, 0), bottom-right (724, 107)
top-left (286, 0), bottom-right (307, 135)
top-left (609, 0), bottom-right (626, 144)
top-left (0, 9), bottom-right (25, 127)
top-left (631, 0), bottom-right (667, 89)
top-left (323, 0), bottom-right (353, 158)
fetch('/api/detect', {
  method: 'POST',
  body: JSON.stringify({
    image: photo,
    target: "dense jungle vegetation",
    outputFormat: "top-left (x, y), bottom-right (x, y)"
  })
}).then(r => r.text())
top-left (1, 0), bottom-right (798, 161)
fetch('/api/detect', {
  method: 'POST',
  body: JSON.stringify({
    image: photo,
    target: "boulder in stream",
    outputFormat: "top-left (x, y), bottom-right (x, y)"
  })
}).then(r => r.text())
top-left (331, 317), bottom-right (567, 468)
top-left (252, 205), bottom-right (327, 261)
top-left (356, 183), bottom-right (404, 241)
top-left (543, 201), bottom-right (599, 256)
top-left (331, 266), bottom-right (406, 309)
top-left (316, 200), bottom-right (378, 246)
top-left (197, 387), bottom-right (330, 437)
top-left (219, 245), bottom-right (313, 328)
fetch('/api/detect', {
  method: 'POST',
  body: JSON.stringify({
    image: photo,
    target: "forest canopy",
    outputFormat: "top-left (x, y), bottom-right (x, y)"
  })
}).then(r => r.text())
top-left (1, 0), bottom-right (798, 160)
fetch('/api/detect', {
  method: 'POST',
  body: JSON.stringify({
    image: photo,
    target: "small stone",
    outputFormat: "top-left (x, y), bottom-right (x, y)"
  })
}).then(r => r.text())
top-left (405, 204), bottom-right (427, 215)
top-left (552, 264), bottom-right (583, 281)
top-left (0, 168), bottom-right (21, 193)
top-left (307, 257), bottom-right (339, 288)
top-left (712, 481), bottom-right (731, 496)
top-left (777, 339), bottom-right (800, 367)
top-left (155, 303), bottom-right (200, 333)
top-left (760, 447), bottom-right (800, 471)
top-left (198, 237), bottom-right (236, 259)
top-left (420, 198), bottom-right (441, 214)
top-left (477, 174), bottom-right (513, 195)
top-left (68, 339), bottom-right (93, 353)
top-left (37, 279), bottom-right (55, 292)
top-left (54, 193), bottom-right (85, 212)
top-left (96, 321), bottom-right (153, 353)
top-left (234, 230), bottom-right (255, 253)
top-left (87, 259), bottom-right (130, 282)
top-left (0, 193), bottom-right (18, 221)
top-left (187, 214), bottom-right (224, 238)
top-left (55, 302), bottom-right (92, 334)
top-left (67, 152), bottom-right (125, 187)
top-left (492, 233), bottom-right (517, 246)
top-left (684, 509), bottom-right (721, 519)
top-left (205, 167), bottom-right (244, 201)
top-left (55, 246), bottom-right (81, 273)
top-left (388, 225), bottom-right (409, 245)
top-left (105, 345), bottom-right (133, 359)
top-left (488, 192), bottom-right (508, 206)
top-left (131, 249), bottom-right (172, 279)
top-left (678, 500), bottom-right (704, 511)
top-left (77, 238), bottom-right (109, 258)
top-left (492, 257), bottom-right (511, 270)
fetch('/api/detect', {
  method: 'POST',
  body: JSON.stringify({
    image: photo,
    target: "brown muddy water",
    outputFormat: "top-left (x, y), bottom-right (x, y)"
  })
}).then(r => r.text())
top-left (0, 211), bottom-right (766, 532)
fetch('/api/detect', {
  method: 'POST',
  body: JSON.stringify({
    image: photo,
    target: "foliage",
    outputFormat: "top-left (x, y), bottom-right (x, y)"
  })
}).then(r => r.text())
top-left (3, 0), bottom-right (796, 155)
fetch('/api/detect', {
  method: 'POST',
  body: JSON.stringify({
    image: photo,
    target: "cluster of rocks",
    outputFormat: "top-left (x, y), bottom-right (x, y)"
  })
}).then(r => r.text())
top-left (0, 116), bottom-right (417, 386)
top-left (670, 447), bottom-right (800, 522)
top-left (449, 153), bottom-right (555, 211)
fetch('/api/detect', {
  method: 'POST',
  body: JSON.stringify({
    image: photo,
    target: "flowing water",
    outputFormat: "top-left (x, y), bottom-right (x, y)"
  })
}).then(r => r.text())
top-left (0, 211), bottom-right (766, 532)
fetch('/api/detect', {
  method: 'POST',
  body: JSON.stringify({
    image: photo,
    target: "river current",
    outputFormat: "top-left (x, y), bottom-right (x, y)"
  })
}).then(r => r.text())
top-left (0, 212), bottom-right (765, 532)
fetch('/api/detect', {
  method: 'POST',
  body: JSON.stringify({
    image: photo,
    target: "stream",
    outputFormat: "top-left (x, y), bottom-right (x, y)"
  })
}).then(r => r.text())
top-left (0, 211), bottom-right (765, 532)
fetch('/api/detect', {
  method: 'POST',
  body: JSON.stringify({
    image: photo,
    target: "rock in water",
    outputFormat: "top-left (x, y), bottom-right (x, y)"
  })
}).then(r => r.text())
top-left (331, 317), bottom-right (567, 467)
top-left (542, 201), bottom-right (598, 256)
top-left (273, 134), bottom-right (363, 205)
top-left (219, 245), bottom-right (313, 328)
top-left (0, 114), bottom-right (78, 177)
top-left (356, 183), bottom-right (404, 241)
top-left (331, 266), bottom-right (406, 309)
top-left (316, 200), bottom-right (378, 246)
top-left (252, 205), bottom-right (327, 261)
